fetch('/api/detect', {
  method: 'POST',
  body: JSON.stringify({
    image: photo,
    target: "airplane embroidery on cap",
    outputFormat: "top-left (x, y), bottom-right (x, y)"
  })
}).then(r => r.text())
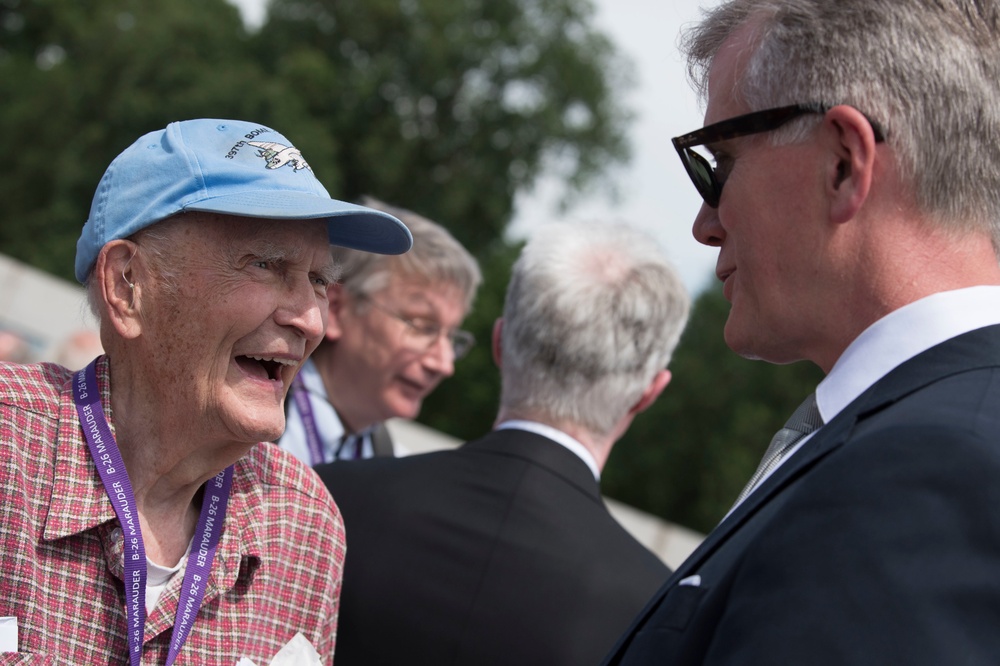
top-left (248, 141), bottom-right (311, 171)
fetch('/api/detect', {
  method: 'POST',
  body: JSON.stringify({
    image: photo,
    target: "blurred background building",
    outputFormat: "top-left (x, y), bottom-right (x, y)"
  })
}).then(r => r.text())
top-left (0, 252), bottom-right (102, 367)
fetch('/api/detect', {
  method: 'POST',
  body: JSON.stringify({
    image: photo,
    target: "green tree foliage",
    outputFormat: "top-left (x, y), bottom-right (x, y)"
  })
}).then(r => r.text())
top-left (0, 0), bottom-right (282, 280)
top-left (256, 0), bottom-right (632, 253)
top-left (602, 283), bottom-right (825, 533)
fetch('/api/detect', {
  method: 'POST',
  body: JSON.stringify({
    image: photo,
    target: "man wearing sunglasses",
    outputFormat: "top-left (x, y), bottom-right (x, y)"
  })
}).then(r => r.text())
top-left (277, 198), bottom-right (481, 464)
top-left (604, 0), bottom-right (1000, 664)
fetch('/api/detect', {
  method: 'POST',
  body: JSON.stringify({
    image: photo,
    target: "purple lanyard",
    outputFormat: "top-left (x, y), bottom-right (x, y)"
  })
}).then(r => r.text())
top-left (290, 374), bottom-right (326, 466)
top-left (73, 360), bottom-right (233, 666)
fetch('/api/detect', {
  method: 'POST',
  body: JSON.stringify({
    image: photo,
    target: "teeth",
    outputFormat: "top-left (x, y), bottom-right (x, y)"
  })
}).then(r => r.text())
top-left (247, 355), bottom-right (297, 366)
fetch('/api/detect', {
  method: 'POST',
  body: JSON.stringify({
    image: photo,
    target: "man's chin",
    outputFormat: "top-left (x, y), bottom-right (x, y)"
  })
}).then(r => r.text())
top-left (226, 410), bottom-right (285, 444)
top-left (724, 327), bottom-right (803, 365)
top-left (388, 398), bottom-right (423, 422)
top-left (723, 320), bottom-right (753, 358)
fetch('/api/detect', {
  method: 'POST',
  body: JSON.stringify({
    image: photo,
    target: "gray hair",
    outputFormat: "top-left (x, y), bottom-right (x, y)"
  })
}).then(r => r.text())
top-left (682, 0), bottom-right (1000, 241)
top-left (499, 221), bottom-right (690, 437)
top-left (85, 221), bottom-right (180, 323)
top-left (333, 197), bottom-right (481, 310)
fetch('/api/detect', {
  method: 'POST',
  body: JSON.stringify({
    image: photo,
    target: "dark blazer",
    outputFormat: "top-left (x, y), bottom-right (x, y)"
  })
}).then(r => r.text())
top-left (317, 428), bottom-right (670, 666)
top-left (604, 324), bottom-right (1000, 665)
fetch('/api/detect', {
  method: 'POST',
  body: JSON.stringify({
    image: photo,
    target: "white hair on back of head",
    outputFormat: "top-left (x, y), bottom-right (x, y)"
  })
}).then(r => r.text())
top-left (500, 221), bottom-right (690, 436)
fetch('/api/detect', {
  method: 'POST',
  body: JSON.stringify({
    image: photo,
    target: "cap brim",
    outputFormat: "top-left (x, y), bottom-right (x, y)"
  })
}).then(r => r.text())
top-left (185, 192), bottom-right (413, 255)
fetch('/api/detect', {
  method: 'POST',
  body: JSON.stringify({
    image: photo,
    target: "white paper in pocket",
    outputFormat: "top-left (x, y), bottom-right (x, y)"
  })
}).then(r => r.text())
top-left (0, 616), bottom-right (18, 653)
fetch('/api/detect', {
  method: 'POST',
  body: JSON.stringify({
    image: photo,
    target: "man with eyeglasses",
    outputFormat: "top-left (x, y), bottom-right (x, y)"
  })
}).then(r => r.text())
top-left (603, 1), bottom-right (1000, 664)
top-left (276, 197), bottom-right (480, 463)
top-left (316, 221), bottom-right (690, 665)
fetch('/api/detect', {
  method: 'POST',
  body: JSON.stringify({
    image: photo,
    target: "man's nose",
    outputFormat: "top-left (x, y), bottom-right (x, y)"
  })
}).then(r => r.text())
top-left (692, 202), bottom-right (725, 248)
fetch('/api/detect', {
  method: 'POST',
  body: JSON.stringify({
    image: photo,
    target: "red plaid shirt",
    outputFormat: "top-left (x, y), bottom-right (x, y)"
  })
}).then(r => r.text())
top-left (0, 358), bottom-right (346, 664)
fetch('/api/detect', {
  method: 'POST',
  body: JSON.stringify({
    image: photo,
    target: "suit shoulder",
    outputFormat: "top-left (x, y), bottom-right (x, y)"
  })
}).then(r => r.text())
top-left (850, 366), bottom-right (1000, 456)
top-left (320, 447), bottom-right (459, 478)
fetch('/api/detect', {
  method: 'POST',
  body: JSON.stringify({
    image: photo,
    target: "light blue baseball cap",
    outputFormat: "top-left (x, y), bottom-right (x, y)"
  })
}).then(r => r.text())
top-left (75, 119), bottom-right (413, 283)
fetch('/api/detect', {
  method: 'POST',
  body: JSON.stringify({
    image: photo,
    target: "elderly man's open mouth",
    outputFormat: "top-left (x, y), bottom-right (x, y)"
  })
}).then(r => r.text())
top-left (235, 355), bottom-right (296, 382)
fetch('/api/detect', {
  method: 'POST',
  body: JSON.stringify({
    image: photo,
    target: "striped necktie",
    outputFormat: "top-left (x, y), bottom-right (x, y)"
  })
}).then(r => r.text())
top-left (336, 433), bottom-right (363, 460)
top-left (733, 393), bottom-right (823, 506)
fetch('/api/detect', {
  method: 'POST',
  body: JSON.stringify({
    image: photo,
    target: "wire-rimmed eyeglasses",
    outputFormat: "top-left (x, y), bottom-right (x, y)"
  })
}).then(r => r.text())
top-left (362, 296), bottom-right (475, 360)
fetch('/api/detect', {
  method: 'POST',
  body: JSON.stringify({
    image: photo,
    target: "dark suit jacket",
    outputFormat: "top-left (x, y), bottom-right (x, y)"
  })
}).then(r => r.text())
top-left (317, 429), bottom-right (670, 666)
top-left (604, 324), bottom-right (1000, 665)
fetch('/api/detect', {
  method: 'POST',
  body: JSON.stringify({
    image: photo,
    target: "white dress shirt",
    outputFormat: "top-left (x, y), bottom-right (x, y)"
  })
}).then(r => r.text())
top-left (748, 286), bottom-right (1000, 498)
top-left (277, 358), bottom-right (375, 463)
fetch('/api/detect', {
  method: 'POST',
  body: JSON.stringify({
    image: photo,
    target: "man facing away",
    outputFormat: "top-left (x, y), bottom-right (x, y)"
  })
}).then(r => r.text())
top-left (0, 118), bottom-right (411, 664)
top-left (317, 220), bottom-right (691, 666)
top-left (605, 1), bottom-right (1000, 663)
top-left (277, 198), bottom-right (480, 463)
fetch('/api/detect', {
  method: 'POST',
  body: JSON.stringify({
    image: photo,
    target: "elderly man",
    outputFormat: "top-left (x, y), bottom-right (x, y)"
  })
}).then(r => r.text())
top-left (0, 119), bottom-right (411, 664)
top-left (604, 1), bottom-right (1000, 664)
top-left (277, 198), bottom-right (480, 463)
top-left (318, 221), bottom-right (690, 665)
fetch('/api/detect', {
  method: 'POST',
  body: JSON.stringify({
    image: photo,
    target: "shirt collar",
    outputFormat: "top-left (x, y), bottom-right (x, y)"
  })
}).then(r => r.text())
top-left (495, 419), bottom-right (601, 481)
top-left (299, 358), bottom-right (376, 440)
top-left (44, 355), bottom-right (262, 588)
top-left (292, 359), bottom-right (376, 458)
top-left (46, 355), bottom-right (117, 541)
top-left (817, 286), bottom-right (1000, 422)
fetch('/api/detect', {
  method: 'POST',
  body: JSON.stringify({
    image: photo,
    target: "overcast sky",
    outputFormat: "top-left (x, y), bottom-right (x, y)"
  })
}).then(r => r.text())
top-left (229, 0), bottom-right (720, 295)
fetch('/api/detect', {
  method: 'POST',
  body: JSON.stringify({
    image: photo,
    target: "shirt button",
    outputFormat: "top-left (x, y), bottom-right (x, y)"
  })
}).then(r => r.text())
top-left (111, 527), bottom-right (123, 542)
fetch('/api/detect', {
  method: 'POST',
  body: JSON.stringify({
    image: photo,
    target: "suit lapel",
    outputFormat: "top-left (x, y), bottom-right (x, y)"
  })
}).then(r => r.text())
top-left (607, 324), bottom-right (1000, 661)
top-left (675, 324), bottom-right (1000, 580)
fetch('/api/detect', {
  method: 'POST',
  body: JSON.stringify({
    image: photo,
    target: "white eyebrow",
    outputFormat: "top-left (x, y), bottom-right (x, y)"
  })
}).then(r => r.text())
top-left (318, 259), bottom-right (341, 285)
top-left (235, 239), bottom-right (340, 284)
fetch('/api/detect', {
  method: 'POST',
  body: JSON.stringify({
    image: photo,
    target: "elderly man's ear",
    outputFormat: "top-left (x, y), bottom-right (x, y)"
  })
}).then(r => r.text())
top-left (324, 283), bottom-right (346, 342)
top-left (96, 241), bottom-right (142, 340)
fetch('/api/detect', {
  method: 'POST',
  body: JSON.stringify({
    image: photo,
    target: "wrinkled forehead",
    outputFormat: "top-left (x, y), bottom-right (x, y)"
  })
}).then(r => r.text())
top-left (140, 213), bottom-right (333, 271)
top-left (380, 272), bottom-right (468, 316)
top-left (162, 212), bottom-right (328, 246)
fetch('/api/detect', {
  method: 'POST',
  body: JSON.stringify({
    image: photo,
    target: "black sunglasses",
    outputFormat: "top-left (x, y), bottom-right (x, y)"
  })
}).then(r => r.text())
top-left (671, 102), bottom-right (886, 208)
